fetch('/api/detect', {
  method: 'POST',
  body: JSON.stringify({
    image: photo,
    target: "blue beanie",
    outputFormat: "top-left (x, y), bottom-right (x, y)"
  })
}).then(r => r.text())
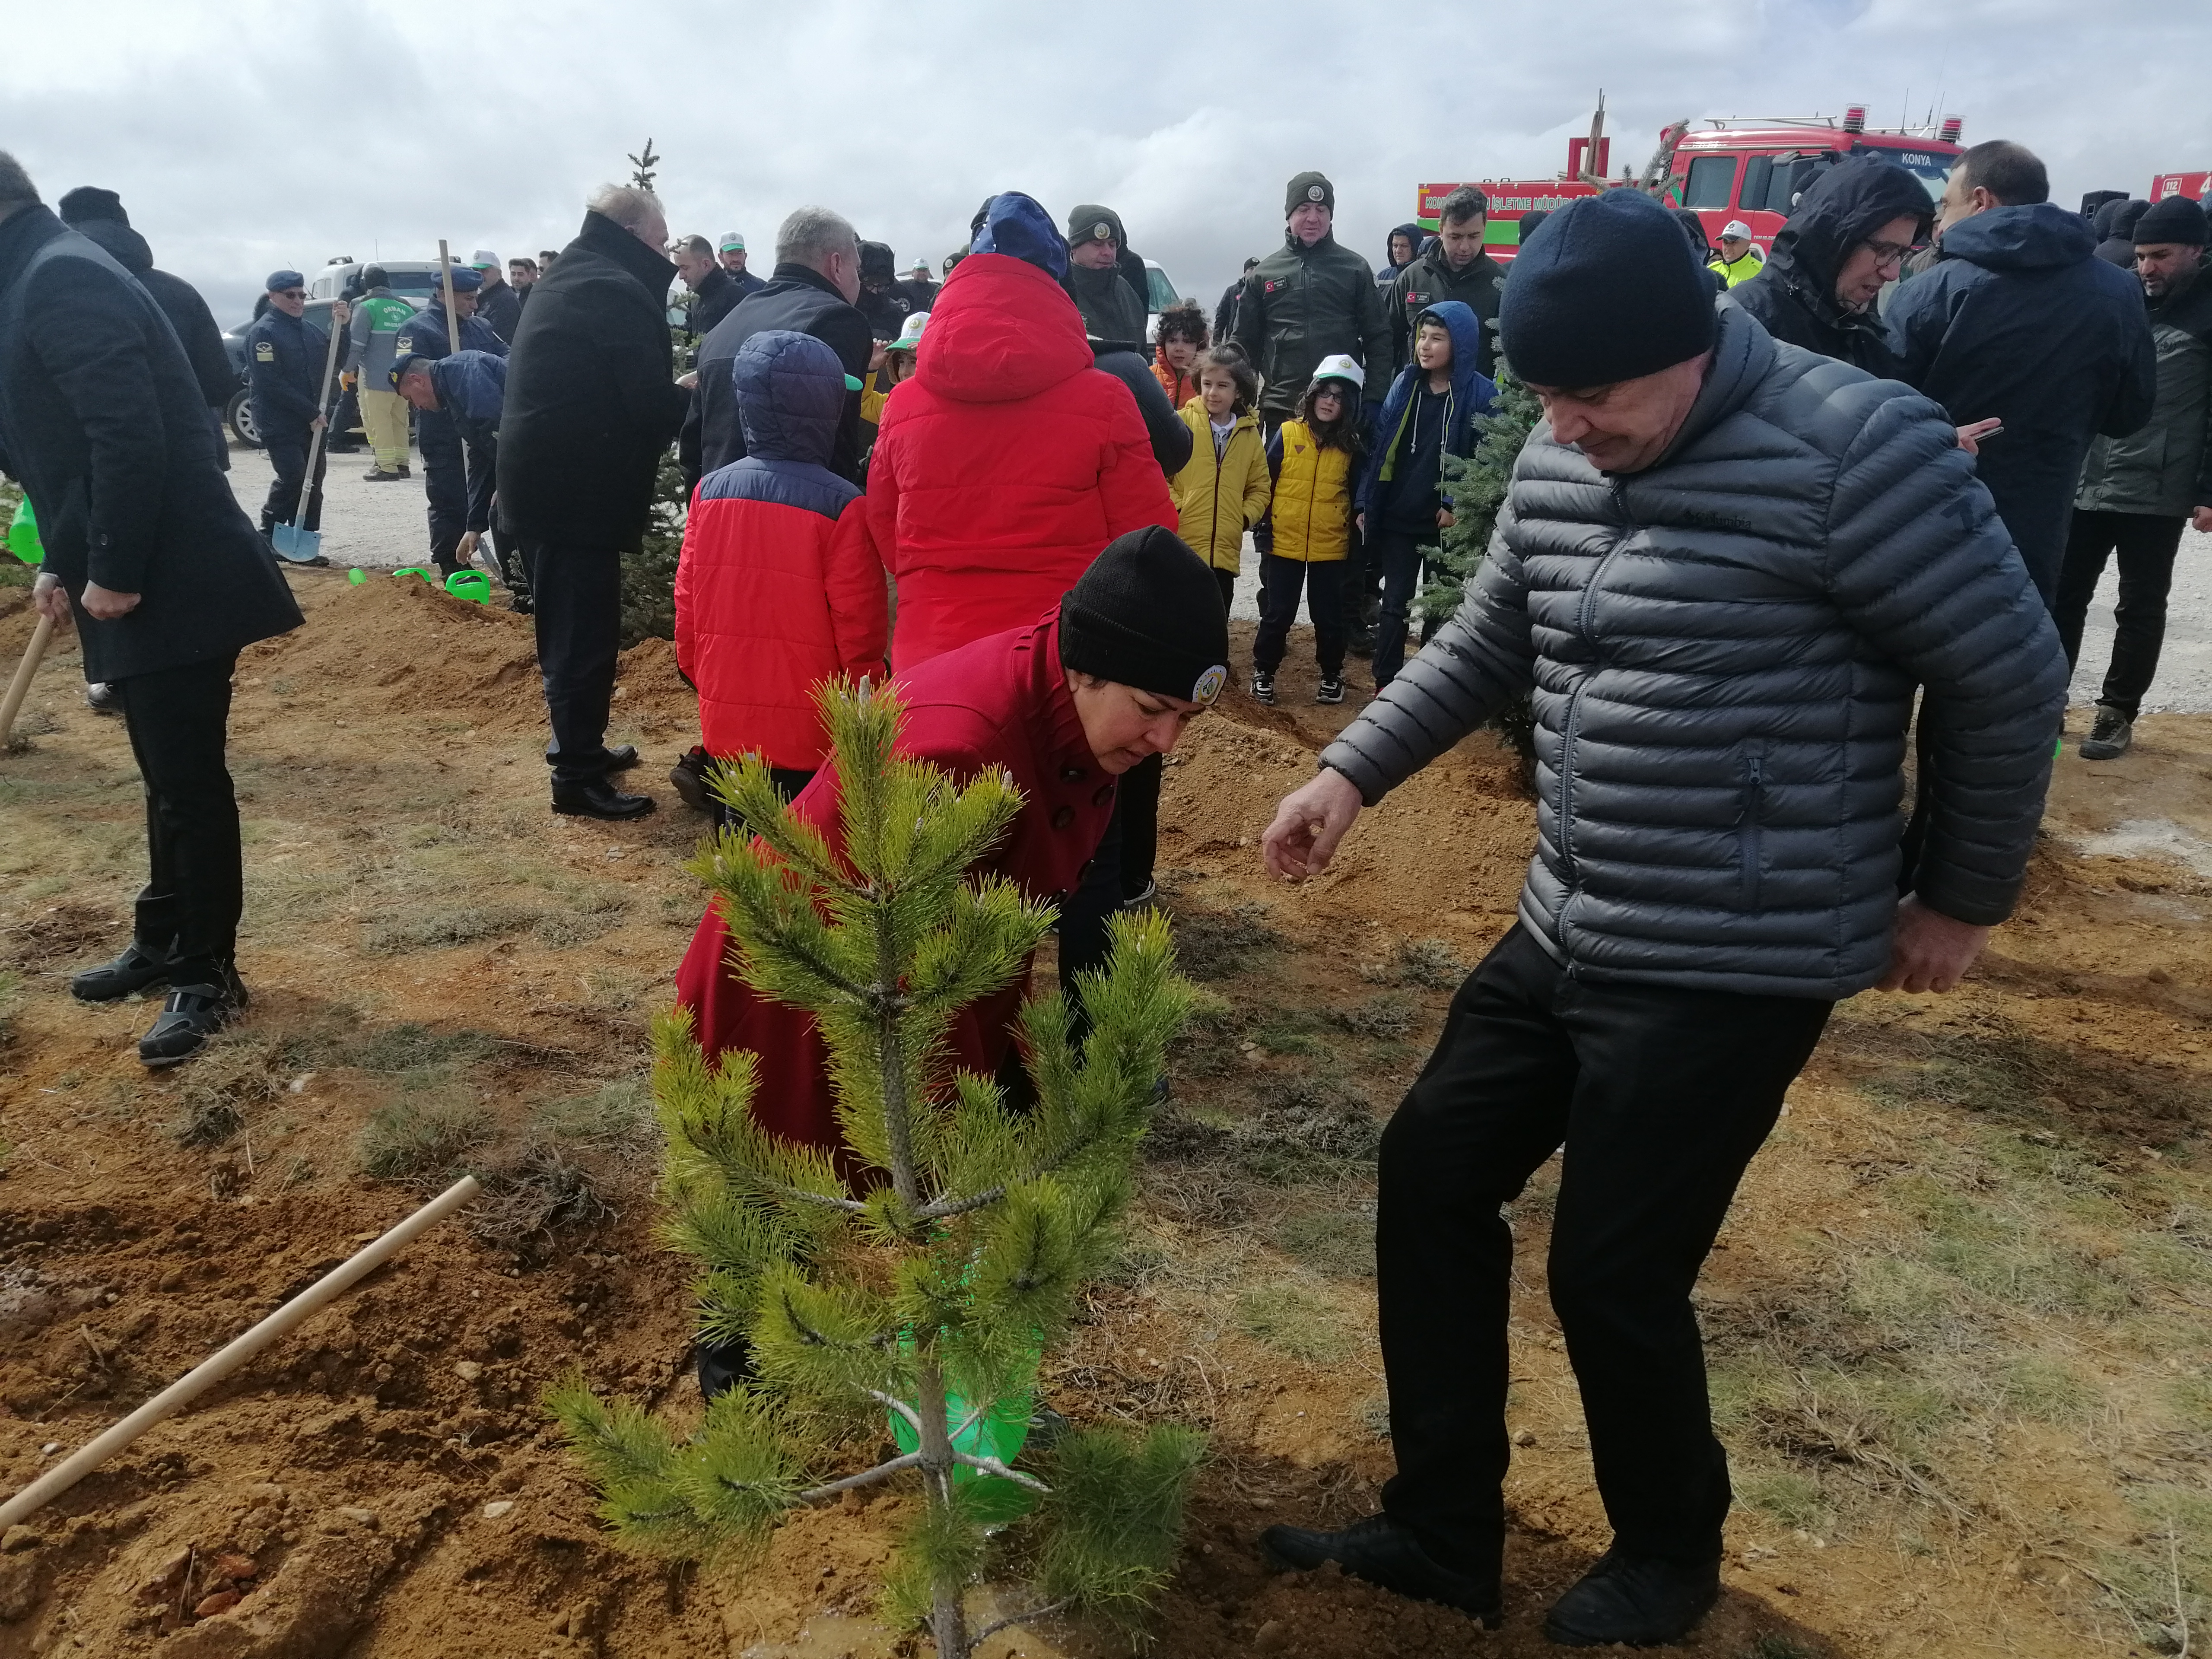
top-left (969, 193), bottom-right (1068, 281)
top-left (1497, 190), bottom-right (1717, 388)
top-left (445, 265), bottom-right (483, 293)
top-left (265, 269), bottom-right (305, 291)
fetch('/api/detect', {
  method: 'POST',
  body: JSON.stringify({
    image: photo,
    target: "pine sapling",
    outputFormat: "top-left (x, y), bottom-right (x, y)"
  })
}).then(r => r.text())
top-left (1419, 359), bottom-right (1543, 787)
top-left (548, 680), bottom-right (1205, 1656)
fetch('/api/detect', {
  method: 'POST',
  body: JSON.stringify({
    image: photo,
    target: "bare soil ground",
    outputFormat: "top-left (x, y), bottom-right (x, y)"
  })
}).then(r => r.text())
top-left (1, 569), bottom-right (2209, 1659)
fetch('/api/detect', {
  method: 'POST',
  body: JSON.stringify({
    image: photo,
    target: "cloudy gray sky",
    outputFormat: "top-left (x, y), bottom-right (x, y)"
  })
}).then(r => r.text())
top-left (6, 0), bottom-right (2208, 325)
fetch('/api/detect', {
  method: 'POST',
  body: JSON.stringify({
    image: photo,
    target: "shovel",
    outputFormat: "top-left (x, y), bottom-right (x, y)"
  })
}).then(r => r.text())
top-left (270, 303), bottom-right (346, 563)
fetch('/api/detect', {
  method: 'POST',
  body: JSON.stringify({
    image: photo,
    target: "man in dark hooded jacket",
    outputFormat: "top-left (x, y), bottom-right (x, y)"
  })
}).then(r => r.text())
top-left (2093, 199), bottom-right (2150, 267)
top-left (1064, 205), bottom-right (1148, 348)
top-left (54, 188), bottom-right (232, 460)
top-left (0, 153), bottom-right (303, 1066)
top-left (1379, 222), bottom-right (1423, 292)
top-left (1386, 187), bottom-right (1506, 378)
top-left (1886, 140), bottom-right (2157, 604)
top-left (1722, 155), bottom-right (1932, 376)
top-left (854, 240), bottom-right (912, 342)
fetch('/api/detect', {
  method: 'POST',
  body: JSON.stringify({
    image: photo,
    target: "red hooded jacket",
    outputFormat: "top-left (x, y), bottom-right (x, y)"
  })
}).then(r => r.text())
top-left (864, 253), bottom-right (1175, 671)
top-left (673, 615), bottom-right (1118, 1157)
top-left (674, 330), bottom-right (889, 769)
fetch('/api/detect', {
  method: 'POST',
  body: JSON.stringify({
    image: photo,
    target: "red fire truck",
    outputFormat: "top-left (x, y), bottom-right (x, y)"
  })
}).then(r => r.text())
top-left (1418, 105), bottom-right (1967, 262)
top-left (2153, 172), bottom-right (2212, 203)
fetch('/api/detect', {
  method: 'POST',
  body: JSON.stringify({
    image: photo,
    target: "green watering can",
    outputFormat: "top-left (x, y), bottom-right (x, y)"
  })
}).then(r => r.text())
top-left (444, 570), bottom-right (490, 605)
top-left (6, 496), bottom-right (41, 566)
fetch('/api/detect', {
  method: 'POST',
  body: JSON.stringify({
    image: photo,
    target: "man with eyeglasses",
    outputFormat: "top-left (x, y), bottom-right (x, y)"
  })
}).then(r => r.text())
top-left (1722, 154), bottom-right (1929, 377)
top-left (1885, 139), bottom-right (2155, 606)
top-left (243, 270), bottom-right (348, 552)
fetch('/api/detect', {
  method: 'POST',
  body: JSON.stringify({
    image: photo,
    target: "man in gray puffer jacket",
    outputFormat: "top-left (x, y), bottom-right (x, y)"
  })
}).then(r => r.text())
top-left (1257, 191), bottom-right (2066, 1647)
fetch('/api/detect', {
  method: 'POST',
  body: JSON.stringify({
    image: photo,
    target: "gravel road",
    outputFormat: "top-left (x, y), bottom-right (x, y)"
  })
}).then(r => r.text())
top-left (224, 443), bottom-right (2212, 713)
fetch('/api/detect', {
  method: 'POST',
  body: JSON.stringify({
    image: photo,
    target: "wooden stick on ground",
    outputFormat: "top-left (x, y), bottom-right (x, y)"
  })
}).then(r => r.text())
top-left (0, 1174), bottom-right (480, 1529)
top-left (0, 610), bottom-right (56, 752)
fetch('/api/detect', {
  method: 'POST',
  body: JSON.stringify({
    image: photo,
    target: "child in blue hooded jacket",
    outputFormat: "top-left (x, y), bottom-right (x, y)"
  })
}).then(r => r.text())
top-left (1354, 301), bottom-right (1495, 687)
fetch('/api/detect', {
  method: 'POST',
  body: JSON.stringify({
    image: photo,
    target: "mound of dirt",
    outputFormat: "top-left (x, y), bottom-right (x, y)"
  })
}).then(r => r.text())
top-left (241, 574), bottom-right (696, 741)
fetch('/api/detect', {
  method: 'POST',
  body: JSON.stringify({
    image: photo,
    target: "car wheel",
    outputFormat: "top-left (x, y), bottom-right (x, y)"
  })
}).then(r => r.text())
top-left (226, 388), bottom-right (262, 448)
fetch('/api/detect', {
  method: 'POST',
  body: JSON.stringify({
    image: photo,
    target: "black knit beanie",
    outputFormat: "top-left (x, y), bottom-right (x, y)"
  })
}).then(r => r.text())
top-left (1517, 210), bottom-right (1548, 246)
top-left (56, 186), bottom-right (127, 227)
top-left (1285, 171), bottom-right (1335, 217)
top-left (2134, 196), bottom-right (2208, 247)
top-left (1058, 527), bottom-right (1231, 706)
top-left (1497, 189), bottom-right (1718, 388)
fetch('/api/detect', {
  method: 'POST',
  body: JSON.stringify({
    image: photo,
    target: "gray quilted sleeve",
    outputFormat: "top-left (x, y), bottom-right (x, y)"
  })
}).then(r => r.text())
top-left (1317, 517), bottom-right (1538, 804)
top-left (1824, 395), bottom-right (2068, 925)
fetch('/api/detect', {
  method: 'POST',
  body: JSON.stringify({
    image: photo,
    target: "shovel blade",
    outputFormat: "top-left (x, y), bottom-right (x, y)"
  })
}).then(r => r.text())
top-left (270, 523), bottom-right (322, 563)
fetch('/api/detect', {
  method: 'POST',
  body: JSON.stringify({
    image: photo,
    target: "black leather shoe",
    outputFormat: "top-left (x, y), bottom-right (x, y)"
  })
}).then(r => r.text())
top-left (553, 780), bottom-right (655, 820)
top-left (138, 969), bottom-right (248, 1068)
top-left (668, 746), bottom-right (712, 814)
top-left (1262, 1513), bottom-right (1500, 1625)
top-left (605, 744), bottom-right (641, 772)
top-left (71, 941), bottom-right (177, 1003)
top-left (84, 681), bottom-right (121, 715)
top-left (1543, 1548), bottom-right (1720, 1646)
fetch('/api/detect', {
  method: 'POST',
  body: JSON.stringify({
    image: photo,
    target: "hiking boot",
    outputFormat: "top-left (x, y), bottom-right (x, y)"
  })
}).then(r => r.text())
top-left (553, 780), bottom-right (655, 821)
top-left (1542, 1548), bottom-right (1720, 1647)
top-left (1250, 669), bottom-right (1276, 706)
top-left (1262, 1513), bottom-right (1501, 1625)
top-left (138, 967), bottom-right (248, 1068)
top-left (362, 466), bottom-right (405, 483)
top-left (84, 680), bottom-right (120, 715)
top-left (669, 746), bottom-right (713, 815)
top-left (1316, 676), bottom-right (1346, 705)
top-left (2080, 704), bottom-right (2133, 761)
top-left (71, 940), bottom-right (177, 1002)
top-left (395, 463), bottom-right (412, 478)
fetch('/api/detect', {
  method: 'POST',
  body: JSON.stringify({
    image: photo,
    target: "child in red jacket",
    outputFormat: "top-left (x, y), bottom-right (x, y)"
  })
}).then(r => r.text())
top-left (674, 330), bottom-right (889, 817)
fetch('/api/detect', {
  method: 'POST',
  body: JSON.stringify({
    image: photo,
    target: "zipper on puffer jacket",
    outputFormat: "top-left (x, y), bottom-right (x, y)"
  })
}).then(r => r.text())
top-left (1739, 738), bottom-right (1768, 910)
top-left (1556, 479), bottom-right (1634, 897)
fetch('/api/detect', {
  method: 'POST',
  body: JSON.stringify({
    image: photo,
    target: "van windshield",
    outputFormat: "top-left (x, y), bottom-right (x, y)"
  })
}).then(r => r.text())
top-left (387, 270), bottom-right (442, 296)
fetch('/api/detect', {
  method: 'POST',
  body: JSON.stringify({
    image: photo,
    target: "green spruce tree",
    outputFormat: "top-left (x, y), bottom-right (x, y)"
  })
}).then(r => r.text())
top-left (549, 680), bottom-right (1205, 1657)
top-left (1415, 359), bottom-right (1544, 788)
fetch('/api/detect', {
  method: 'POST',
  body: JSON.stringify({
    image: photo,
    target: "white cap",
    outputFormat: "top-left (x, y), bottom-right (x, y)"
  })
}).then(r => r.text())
top-left (1310, 353), bottom-right (1365, 391)
top-left (469, 248), bottom-right (499, 268)
top-left (890, 311), bottom-right (928, 352)
top-left (1719, 220), bottom-right (1754, 242)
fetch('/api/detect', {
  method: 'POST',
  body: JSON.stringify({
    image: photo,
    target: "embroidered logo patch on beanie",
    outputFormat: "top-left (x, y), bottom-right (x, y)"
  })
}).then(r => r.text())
top-left (1192, 666), bottom-right (1227, 705)
top-left (1307, 184), bottom-right (1325, 202)
top-left (1091, 222), bottom-right (1112, 241)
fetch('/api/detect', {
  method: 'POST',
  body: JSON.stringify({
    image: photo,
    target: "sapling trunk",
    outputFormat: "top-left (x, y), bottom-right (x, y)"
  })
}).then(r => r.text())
top-left (547, 681), bottom-right (1205, 1657)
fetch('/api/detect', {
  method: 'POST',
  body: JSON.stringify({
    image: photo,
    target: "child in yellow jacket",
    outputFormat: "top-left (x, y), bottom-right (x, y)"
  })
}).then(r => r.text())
top-left (1167, 346), bottom-right (1271, 618)
top-left (1251, 354), bottom-right (1364, 706)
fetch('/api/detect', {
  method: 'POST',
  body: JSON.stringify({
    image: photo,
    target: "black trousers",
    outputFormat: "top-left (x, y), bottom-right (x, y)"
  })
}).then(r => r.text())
top-left (1116, 754), bottom-right (1163, 901)
top-left (1212, 566), bottom-right (1236, 622)
top-left (116, 655), bottom-right (242, 982)
top-left (2053, 508), bottom-right (2189, 719)
top-left (259, 423), bottom-right (326, 534)
top-left (1368, 528), bottom-right (1429, 686)
top-left (1055, 789), bottom-right (1125, 1009)
top-left (1253, 553), bottom-right (1350, 677)
top-left (419, 410), bottom-right (497, 575)
top-left (522, 538), bottom-right (625, 788)
top-left (1376, 924), bottom-right (1832, 1570)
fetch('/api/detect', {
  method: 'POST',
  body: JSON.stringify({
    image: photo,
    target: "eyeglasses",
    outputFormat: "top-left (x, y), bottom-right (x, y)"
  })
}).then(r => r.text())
top-left (1860, 238), bottom-right (1922, 269)
top-left (274, 289), bottom-right (305, 299)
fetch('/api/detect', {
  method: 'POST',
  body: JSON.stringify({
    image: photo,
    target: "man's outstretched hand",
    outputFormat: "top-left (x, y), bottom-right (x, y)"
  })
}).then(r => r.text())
top-left (1878, 894), bottom-right (1991, 994)
top-left (1262, 767), bottom-right (1364, 880)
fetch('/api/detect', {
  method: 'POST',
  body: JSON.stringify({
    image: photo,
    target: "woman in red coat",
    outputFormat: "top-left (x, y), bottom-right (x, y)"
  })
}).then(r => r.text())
top-left (865, 194), bottom-right (1176, 671)
top-left (673, 525), bottom-right (1230, 1155)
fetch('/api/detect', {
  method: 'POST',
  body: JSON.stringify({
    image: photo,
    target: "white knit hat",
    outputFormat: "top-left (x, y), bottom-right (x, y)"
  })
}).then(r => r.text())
top-left (1309, 353), bottom-right (1365, 391)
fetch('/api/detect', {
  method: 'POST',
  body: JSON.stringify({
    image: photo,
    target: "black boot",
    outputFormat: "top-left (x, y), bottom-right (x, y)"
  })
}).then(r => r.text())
top-left (138, 967), bottom-right (248, 1068)
top-left (70, 941), bottom-right (178, 1003)
top-left (553, 779), bottom-right (655, 820)
top-left (604, 744), bottom-right (641, 772)
top-left (696, 1336), bottom-right (754, 1400)
top-left (1261, 1513), bottom-right (1501, 1625)
top-left (1542, 1549), bottom-right (1720, 1646)
top-left (668, 746), bottom-right (713, 815)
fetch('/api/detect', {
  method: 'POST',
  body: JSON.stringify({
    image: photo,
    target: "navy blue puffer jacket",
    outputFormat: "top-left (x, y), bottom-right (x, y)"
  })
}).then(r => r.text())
top-left (1320, 307), bottom-right (2066, 1000)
